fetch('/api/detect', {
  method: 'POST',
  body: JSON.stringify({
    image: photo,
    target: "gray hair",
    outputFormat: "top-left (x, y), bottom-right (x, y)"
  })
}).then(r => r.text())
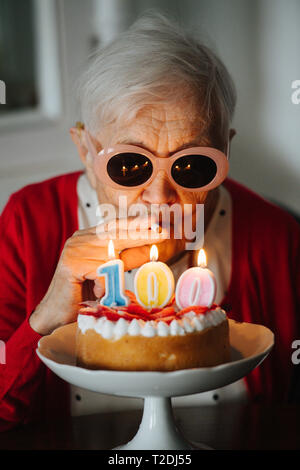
top-left (77, 11), bottom-right (237, 142)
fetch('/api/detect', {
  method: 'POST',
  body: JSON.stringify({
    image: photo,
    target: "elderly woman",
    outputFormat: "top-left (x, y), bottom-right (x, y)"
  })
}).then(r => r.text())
top-left (0, 13), bottom-right (299, 430)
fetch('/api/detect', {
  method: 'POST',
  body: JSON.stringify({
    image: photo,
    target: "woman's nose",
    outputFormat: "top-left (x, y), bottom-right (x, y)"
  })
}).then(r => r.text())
top-left (141, 170), bottom-right (177, 205)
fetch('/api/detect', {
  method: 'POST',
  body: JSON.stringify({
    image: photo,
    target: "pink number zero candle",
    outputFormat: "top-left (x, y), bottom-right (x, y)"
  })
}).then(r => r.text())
top-left (175, 249), bottom-right (216, 309)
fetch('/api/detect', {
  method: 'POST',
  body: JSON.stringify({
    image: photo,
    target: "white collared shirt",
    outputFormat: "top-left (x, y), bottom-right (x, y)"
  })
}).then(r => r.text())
top-left (71, 173), bottom-right (247, 416)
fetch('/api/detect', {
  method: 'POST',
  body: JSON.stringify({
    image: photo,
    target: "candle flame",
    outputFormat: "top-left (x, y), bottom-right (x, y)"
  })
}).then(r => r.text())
top-left (150, 244), bottom-right (158, 262)
top-left (108, 240), bottom-right (115, 260)
top-left (197, 248), bottom-right (207, 268)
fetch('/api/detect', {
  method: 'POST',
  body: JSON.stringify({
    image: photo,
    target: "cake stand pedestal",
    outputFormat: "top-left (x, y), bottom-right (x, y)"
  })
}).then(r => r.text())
top-left (36, 319), bottom-right (274, 450)
top-left (115, 396), bottom-right (198, 450)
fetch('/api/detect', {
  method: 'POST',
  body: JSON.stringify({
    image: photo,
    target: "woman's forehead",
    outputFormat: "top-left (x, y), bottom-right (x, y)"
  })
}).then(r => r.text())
top-left (96, 102), bottom-right (210, 152)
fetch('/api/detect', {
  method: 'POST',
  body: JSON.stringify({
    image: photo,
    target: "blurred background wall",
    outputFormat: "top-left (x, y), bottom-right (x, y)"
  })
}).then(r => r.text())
top-left (0, 0), bottom-right (299, 214)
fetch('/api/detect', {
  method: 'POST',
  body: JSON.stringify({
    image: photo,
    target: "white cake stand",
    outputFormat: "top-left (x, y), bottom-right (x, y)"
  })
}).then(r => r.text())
top-left (36, 319), bottom-right (274, 450)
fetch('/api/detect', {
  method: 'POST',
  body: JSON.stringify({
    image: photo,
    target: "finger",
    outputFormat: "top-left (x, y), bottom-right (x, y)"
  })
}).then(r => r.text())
top-left (93, 278), bottom-right (105, 298)
top-left (98, 213), bottom-right (160, 232)
top-left (120, 245), bottom-right (152, 271)
top-left (71, 259), bottom-right (107, 282)
top-left (95, 220), bottom-right (166, 239)
top-left (68, 220), bottom-right (168, 249)
top-left (69, 224), bottom-right (168, 243)
top-left (120, 238), bottom-right (186, 271)
top-left (74, 214), bottom-right (159, 236)
top-left (91, 227), bottom-right (169, 249)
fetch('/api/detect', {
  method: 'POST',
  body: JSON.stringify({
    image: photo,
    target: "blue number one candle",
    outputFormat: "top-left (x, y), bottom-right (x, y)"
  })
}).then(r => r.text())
top-left (97, 240), bottom-right (129, 307)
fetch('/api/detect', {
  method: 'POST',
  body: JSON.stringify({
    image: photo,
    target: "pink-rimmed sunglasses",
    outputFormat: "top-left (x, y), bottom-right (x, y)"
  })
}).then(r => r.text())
top-left (84, 128), bottom-right (229, 192)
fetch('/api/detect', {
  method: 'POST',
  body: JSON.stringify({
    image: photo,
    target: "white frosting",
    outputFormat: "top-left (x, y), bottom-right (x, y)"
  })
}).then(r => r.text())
top-left (77, 307), bottom-right (226, 340)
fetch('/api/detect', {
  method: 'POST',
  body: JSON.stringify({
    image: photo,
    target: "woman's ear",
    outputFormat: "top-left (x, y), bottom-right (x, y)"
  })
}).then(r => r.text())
top-left (69, 126), bottom-right (88, 165)
top-left (229, 128), bottom-right (236, 142)
top-left (226, 128), bottom-right (236, 160)
top-left (69, 125), bottom-right (98, 189)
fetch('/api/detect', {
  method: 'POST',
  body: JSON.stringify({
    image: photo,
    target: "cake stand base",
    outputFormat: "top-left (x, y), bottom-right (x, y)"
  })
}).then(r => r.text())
top-left (114, 396), bottom-right (211, 450)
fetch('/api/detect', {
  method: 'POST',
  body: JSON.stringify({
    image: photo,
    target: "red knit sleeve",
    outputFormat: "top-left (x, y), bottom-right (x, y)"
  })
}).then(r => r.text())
top-left (0, 194), bottom-right (44, 431)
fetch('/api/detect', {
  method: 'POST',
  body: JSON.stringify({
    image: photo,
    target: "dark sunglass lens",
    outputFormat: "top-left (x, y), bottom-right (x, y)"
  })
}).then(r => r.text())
top-left (107, 153), bottom-right (153, 187)
top-left (171, 155), bottom-right (217, 188)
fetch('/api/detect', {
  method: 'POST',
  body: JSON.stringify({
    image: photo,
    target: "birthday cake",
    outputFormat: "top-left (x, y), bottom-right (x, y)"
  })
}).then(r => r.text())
top-left (76, 290), bottom-right (230, 371)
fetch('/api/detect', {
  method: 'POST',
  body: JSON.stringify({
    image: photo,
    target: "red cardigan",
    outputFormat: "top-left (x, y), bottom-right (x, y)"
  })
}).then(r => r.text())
top-left (0, 171), bottom-right (299, 430)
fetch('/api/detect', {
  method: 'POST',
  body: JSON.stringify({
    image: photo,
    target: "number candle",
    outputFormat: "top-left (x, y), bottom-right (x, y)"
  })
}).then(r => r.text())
top-left (97, 240), bottom-right (129, 307)
top-left (134, 245), bottom-right (175, 309)
top-left (175, 249), bottom-right (216, 309)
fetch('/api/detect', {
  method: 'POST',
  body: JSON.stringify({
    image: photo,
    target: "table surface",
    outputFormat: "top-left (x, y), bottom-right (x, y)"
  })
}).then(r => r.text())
top-left (1, 403), bottom-right (300, 450)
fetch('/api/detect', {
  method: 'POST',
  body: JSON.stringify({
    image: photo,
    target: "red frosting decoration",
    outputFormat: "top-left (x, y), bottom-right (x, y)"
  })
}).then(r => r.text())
top-left (78, 290), bottom-right (217, 324)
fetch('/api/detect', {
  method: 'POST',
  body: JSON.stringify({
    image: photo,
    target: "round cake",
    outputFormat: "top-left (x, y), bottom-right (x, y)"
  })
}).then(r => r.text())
top-left (76, 291), bottom-right (230, 371)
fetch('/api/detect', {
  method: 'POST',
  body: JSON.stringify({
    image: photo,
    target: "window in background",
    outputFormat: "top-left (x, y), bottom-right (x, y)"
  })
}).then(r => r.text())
top-left (0, 0), bottom-right (38, 114)
top-left (0, 0), bottom-right (62, 129)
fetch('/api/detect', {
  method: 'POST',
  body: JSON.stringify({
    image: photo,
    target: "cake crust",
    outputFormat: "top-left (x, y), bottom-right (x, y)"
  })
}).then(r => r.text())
top-left (76, 318), bottom-right (230, 371)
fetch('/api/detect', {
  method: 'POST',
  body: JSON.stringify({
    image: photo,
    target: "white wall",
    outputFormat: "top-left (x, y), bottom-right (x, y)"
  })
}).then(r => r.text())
top-left (175, 0), bottom-right (300, 214)
top-left (0, 122), bottom-right (81, 208)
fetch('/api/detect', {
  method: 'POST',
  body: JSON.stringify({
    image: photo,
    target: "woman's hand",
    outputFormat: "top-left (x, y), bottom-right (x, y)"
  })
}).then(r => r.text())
top-left (29, 216), bottom-right (168, 335)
